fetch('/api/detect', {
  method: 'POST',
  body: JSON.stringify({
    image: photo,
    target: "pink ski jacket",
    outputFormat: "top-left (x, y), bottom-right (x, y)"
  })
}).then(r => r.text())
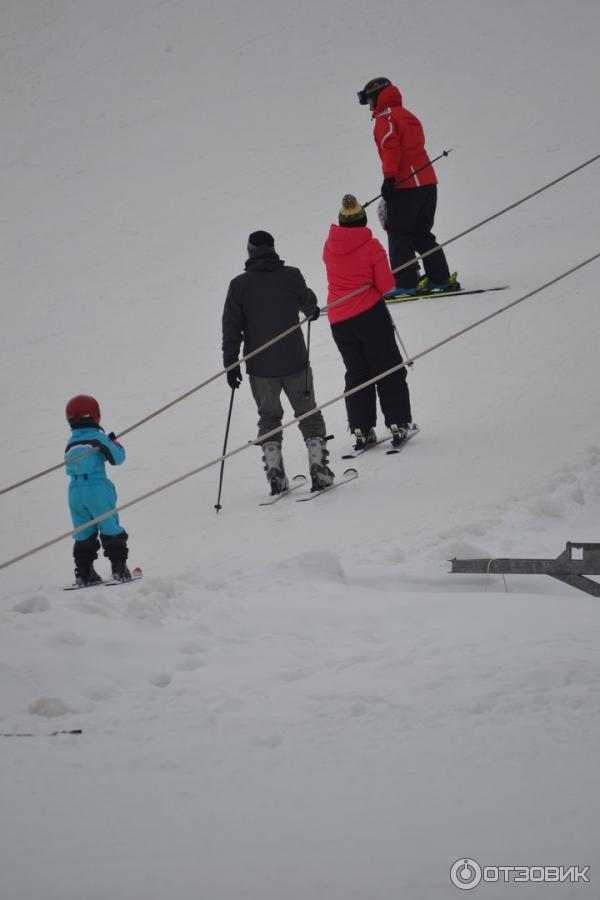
top-left (323, 225), bottom-right (395, 324)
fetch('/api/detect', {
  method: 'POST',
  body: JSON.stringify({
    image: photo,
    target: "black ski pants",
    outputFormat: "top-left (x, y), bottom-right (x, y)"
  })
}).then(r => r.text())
top-left (249, 366), bottom-right (326, 444)
top-left (386, 184), bottom-right (451, 288)
top-left (330, 300), bottom-right (412, 432)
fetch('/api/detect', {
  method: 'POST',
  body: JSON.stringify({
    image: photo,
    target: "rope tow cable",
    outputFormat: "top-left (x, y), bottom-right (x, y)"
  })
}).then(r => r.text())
top-left (1, 152), bottom-right (599, 497)
top-left (2, 249), bottom-right (598, 571)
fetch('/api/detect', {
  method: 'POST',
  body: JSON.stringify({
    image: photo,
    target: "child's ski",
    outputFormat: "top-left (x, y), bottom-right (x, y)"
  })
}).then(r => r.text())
top-left (64, 580), bottom-right (104, 592)
top-left (104, 566), bottom-right (143, 586)
top-left (64, 566), bottom-right (143, 591)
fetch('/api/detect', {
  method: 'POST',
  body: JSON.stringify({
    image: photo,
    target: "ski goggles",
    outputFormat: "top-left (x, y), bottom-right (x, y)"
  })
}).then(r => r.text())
top-left (357, 89), bottom-right (369, 105)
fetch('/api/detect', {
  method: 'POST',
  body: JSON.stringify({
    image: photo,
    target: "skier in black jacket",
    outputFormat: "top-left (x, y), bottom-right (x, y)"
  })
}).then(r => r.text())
top-left (222, 231), bottom-right (334, 494)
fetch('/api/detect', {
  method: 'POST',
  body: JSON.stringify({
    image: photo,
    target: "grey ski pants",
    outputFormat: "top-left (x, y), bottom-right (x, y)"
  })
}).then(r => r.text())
top-left (249, 367), bottom-right (326, 443)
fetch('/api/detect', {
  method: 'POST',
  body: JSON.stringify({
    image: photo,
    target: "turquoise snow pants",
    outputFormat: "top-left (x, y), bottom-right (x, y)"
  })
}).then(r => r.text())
top-left (68, 478), bottom-right (124, 541)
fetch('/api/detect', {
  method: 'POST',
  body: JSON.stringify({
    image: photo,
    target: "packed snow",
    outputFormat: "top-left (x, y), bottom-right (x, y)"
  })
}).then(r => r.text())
top-left (1, 1), bottom-right (600, 898)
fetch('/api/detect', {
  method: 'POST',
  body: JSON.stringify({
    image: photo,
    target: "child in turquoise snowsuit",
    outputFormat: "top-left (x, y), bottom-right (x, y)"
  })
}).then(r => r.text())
top-left (64, 394), bottom-right (131, 584)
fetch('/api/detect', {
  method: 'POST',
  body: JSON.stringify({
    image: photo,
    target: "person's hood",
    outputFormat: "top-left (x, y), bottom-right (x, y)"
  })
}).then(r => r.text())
top-left (373, 84), bottom-right (403, 116)
top-left (325, 224), bottom-right (374, 255)
top-left (244, 246), bottom-right (285, 271)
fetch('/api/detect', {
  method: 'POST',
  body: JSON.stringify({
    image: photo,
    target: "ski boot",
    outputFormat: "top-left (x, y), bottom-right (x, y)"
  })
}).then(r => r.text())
top-left (353, 427), bottom-right (377, 451)
top-left (74, 564), bottom-right (102, 587)
top-left (305, 436), bottom-right (335, 492)
top-left (417, 271), bottom-right (461, 294)
top-left (262, 440), bottom-right (289, 495)
top-left (389, 423), bottom-right (418, 447)
top-left (73, 535), bottom-right (102, 586)
top-left (110, 560), bottom-right (132, 582)
top-left (383, 286), bottom-right (418, 300)
top-left (390, 423), bottom-right (409, 447)
top-left (101, 531), bottom-right (131, 582)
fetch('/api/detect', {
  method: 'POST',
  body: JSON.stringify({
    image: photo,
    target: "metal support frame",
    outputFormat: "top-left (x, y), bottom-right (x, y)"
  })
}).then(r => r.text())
top-left (450, 542), bottom-right (600, 597)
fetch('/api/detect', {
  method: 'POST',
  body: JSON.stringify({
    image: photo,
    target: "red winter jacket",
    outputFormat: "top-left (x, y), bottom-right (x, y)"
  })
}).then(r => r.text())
top-left (323, 225), bottom-right (395, 324)
top-left (372, 85), bottom-right (437, 189)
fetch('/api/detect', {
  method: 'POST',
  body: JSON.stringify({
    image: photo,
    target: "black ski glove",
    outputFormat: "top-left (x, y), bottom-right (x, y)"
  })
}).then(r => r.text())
top-left (381, 177), bottom-right (396, 200)
top-left (308, 305), bottom-right (321, 322)
top-left (227, 365), bottom-right (242, 390)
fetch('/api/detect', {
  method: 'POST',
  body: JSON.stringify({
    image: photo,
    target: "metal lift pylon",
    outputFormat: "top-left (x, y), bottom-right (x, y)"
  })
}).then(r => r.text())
top-left (450, 542), bottom-right (600, 597)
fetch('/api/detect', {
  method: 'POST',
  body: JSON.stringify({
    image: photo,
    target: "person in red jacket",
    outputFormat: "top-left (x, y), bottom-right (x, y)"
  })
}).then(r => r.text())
top-left (358, 76), bottom-right (459, 297)
top-left (323, 194), bottom-right (415, 450)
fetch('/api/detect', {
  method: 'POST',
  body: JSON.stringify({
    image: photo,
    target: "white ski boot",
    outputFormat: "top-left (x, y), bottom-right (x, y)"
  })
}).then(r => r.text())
top-left (262, 440), bottom-right (289, 495)
top-left (306, 436), bottom-right (335, 491)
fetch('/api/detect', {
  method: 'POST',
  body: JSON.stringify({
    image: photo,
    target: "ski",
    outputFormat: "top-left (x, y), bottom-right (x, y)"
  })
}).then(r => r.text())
top-left (64, 581), bottom-right (103, 592)
top-left (104, 566), bottom-right (143, 586)
top-left (64, 566), bottom-right (143, 591)
top-left (385, 424), bottom-right (420, 454)
top-left (296, 467), bottom-right (358, 501)
top-left (342, 437), bottom-right (391, 459)
top-left (384, 285), bottom-right (509, 304)
top-left (259, 474), bottom-right (307, 505)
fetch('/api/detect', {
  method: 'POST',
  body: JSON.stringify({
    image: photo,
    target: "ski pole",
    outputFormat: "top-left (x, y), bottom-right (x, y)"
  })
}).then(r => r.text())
top-left (362, 149), bottom-right (453, 208)
top-left (385, 303), bottom-right (414, 368)
top-left (393, 323), bottom-right (413, 369)
top-left (304, 320), bottom-right (312, 398)
top-left (214, 386), bottom-right (236, 513)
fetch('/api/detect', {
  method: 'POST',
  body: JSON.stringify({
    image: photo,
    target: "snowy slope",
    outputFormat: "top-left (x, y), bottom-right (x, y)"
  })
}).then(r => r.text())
top-left (1, 1), bottom-right (600, 898)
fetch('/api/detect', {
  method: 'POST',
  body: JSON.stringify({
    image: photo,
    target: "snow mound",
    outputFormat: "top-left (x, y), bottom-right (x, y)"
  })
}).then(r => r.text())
top-left (28, 697), bottom-right (75, 718)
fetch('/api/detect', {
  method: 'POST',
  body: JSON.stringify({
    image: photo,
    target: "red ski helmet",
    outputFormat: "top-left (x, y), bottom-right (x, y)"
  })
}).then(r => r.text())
top-left (65, 394), bottom-right (101, 424)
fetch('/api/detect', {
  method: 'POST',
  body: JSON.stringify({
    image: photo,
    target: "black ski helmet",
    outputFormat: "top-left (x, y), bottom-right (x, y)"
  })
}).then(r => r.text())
top-left (357, 77), bottom-right (392, 107)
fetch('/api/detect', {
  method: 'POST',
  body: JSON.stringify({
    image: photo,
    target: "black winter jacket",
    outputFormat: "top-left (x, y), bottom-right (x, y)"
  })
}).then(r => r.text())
top-left (222, 248), bottom-right (318, 377)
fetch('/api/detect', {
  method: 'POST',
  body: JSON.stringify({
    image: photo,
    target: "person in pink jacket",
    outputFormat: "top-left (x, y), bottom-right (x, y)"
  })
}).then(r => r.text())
top-left (323, 195), bottom-right (414, 450)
